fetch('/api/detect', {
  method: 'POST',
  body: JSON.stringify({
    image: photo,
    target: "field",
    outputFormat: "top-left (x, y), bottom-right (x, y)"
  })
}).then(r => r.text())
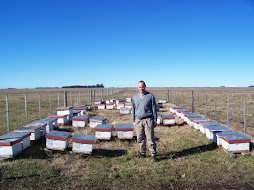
top-left (1, 87), bottom-right (254, 189)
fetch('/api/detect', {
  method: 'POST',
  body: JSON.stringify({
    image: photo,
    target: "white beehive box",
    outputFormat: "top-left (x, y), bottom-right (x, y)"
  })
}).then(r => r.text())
top-left (126, 97), bottom-right (132, 103)
top-left (56, 107), bottom-right (73, 123)
top-left (95, 99), bottom-right (103, 105)
top-left (49, 117), bottom-right (58, 129)
top-left (25, 123), bottom-right (47, 137)
top-left (162, 115), bottom-right (175, 125)
top-left (46, 130), bottom-right (71, 151)
top-left (72, 116), bottom-right (88, 127)
top-left (199, 122), bottom-right (221, 135)
top-left (220, 133), bottom-right (251, 153)
top-left (85, 103), bottom-right (92, 111)
top-left (157, 115), bottom-right (162, 125)
top-left (32, 118), bottom-right (55, 134)
top-left (116, 98), bottom-right (124, 105)
top-left (89, 117), bottom-right (107, 128)
top-left (116, 124), bottom-right (134, 139)
top-left (94, 124), bottom-right (114, 140)
top-left (106, 99), bottom-right (110, 104)
top-left (14, 126), bottom-right (41, 142)
top-left (0, 132), bottom-right (31, 150)
top-left (176, 109), bottom-right (189, 118)
top-left (120, 107), bottom-right (130, 114)
top-left (159, 99), bottom-right (167, 103)
top-left (117, 102), bottom-right (125, 110)
top-left (185, 115), bottom-right (203, 125)
top-left (106, 103), bottom-right (114, 110)
top-left (125, 103), bottom-right (132, 110)
top-left (72, 134), bottom-right (95, 154)
top-left (97, 104), bottom-right (106, 110)
top-left (169, 106), bottom-right (183, 114)
top-left (192, 119), bottom-right (211, 129)
top-left (0, 138), bottom-right (22, 158)
top-left (216, 130), bottom-right (238, 147)
top-left (73, 110), bottom-right (81, 117)
top-left (205, 125), bottom-right (228, 141)
top-left (49, 115), bottom-right (68, 126)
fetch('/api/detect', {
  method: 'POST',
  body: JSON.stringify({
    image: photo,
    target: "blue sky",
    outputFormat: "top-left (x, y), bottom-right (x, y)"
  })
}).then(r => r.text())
top-left (0, 0), bottom-right (254, 88)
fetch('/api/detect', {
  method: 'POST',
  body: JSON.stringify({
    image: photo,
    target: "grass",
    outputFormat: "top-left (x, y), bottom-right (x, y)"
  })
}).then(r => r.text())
top-left (1, 88), bottom-right (254, 189)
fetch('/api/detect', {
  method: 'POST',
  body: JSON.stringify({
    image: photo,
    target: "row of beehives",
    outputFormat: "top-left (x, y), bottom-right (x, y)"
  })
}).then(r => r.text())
top-left (170, 106), bottom-right (251, 154)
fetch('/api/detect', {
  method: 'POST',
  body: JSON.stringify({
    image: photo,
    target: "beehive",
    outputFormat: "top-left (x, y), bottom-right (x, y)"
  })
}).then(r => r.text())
top-left (14, 126), bottom-right (41, 142)
top-left (205, 125), bottom-right (228, 141)
top-left (85, 103), bottom-right (92, 111)
top-left (56, 107), bottom-right (73, 123)
top-left (169, 106), bottom-right (183, 113)
top-left (175, 109), bottom-right (190, 118)
top-left (159, 99), bottom-right (167, 103)
top-left (72, 134), bottom-right (95, 154)
top-left (216, 131), bottom-right (238, 147)
top-left (116, 124), bottom-right (134, 139)
top-left (72, 116), bottom-right (88, 127)
top-left (125, 103), bottom-right (132, 110)
top-left (199, 122), bottom-right (221, 135)
top-left (106, 102), bottom-right (114, 109)
top-left (182, 113), bottom-right (201, 124)
top-left (89, 117), bottom-right (107, 128)
top-left (95, 99), bottom-right (103, 105)
top-left (126, 97), bottom-right (132, 103)
top-left (120, 107), bottom-right (130, 114)
top-left (73, 110), bottom-right (81, 117)
top-left (49, 115), bottom-right (68, 126)
top-left (32, 118), bottom-right (55, 134)
top-left (0, 138), bottom-right (22, 158)
top-left (46, 130), bottom-right (71, 151)
top-left (0, 132), bottom-right (31, 150)
top-left (97, 104), bottom-right (106, 110)
top-left (24, 123), bottom-right (47, 137)
top-left (192, 119), bottom-right (211, 129)
top-left (117, 102), bottom-right (125, 110)
top-left (157, 115), bottom-right (162, 125)
top-left (94, 124), bottom-right (114, 140)
top-left (162, 115), bottom-right (175, 125)
top-left (106, 99), bottom-right (110, 104)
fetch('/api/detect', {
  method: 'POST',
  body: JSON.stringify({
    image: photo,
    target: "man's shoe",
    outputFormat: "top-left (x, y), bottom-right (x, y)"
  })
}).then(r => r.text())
top-left (151, 155), bottom-right (157, 162)
top-left (135, 153), bottom-right (146, 158)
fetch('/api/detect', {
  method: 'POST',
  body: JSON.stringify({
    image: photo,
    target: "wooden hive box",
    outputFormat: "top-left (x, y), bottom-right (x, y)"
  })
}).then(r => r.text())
top-left (106, 99), bottom-right (110, 104)
top-left (116, 98), bottom-right (124, 105)
top-left (125, 103), bottom-right (132, 110)
top-left (117, 102), bottom-right (125, 110)
top-left (97, 104), bottom-right (106, 110)
top-left (205, 125), bottom-right (228, 141)
top-left (49, 115), bottom-right (68, 126)
top-left (32, 118), bottom-right (55, 134)
top-left (0, 137), bottom-right (22, 158)
top-left (216, 130), bottom-right (238, 147)
top-left (94, 124), bottom-right (114, 140)
top-left (24, 123), bottom-right (47, 137)
top-left (72, 134), bottom-right (95, 154)
top-left (85, 103), bottom-right (92, 111)
top-left (73, 107), bottom-right (86, 116)
top-left (56, 107), bottom-right (73, 123)
top-left (0, 132), bottom-right (31, 150)
top-left (126, 97), bottom-right (132, 103)
top-left (14, 126), bottom-right (41, 142)
top-left (162, 114), bottom-right (175, 125)
top-left (169, 106), bottom-right (183, 114)
top-left (199, 122), bottom-right (221, 135)
top-left (116, 124), bottom-right (134, 139)
top-left (106, 102), bottom-right (114, 110)
top-left (159, 99), bottom-right (167, 103)
top-left (180, 111), bottom-right (191, 119)
top-left (89, 117), bottom-right (107, 128)
top-left (45, 130), bottom-right (71, 151)
top-left (219, 132), bottom-right (251, 153)
top-left (120, 107), bottom-right (130, 114)
top-left (157, 115), bottom-right (162, 125)
top-left (49, 117), bottom-right (58, 129)
top-left (95, 99), bottom-right (103, 105)
top-left (182, 113), bottom-right (201, 124)
top-left (72, 116), bottom-right (88, 127)
top-left (73, 110), bottom-right (82, 117)
top-left (192, 119), bottom-right (211, 129)
top-left (176, 109), bottom-right (190, 118)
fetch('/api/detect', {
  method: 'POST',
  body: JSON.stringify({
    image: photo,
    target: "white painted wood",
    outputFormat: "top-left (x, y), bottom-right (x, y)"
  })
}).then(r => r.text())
top-left (117, 131), bottom-right (133, 139)
top-left (72, 142), bottom-right (93, 154)
top-left (0, 139), bottom-right (22, 158)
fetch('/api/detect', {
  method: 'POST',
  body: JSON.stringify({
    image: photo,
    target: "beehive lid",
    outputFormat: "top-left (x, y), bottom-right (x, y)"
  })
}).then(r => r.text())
top-left (177, 109), bottom-right (189, 113)
top-left (120, 107), bottom-right (129, 110)
top-left (116, 124), bottom-right (133, 131)
top-left (97, 104), bottom-right (105, 106)
top-left (74, 105), bottom-right (86, 108)
top-left (56, 107), bottom-right (73, 111)
top-left (72, 116), bottom-right (88, 121)
top-left (170, 106), bottom-right (183, 109)
top-left (0, 138), bottom-right (22, 146)
top-left (73, 110), bottom-right (81, 114)
top-left (46, 130), bottom-right (71, 140)
top-left (72, 134), bottom-right (95, 144)
top-left (162, 115), bottom-right (175, 119)
top-left (0, 132), bottom-right (31, 140)
top-left (73, 107), bottom-right (85, 110)
top-left (89, 117), bottom-right (107, 122)
top-left (14, 126), bottom-right (41, 133)
top-left (32, 118), bottom-right (55, 124)
top-left (95, 124), bottom-right (114, 131)
top-left (219, 132), bottom-right (251, 143)
top-left (217, 130), bottom-right (238, 137)
top-left (199, 122), bottom-right (221, 127)
top-left (205, 125), bottom-right (228, 131)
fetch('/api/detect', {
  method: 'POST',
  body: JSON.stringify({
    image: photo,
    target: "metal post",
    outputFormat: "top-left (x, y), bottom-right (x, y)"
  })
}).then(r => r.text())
top-left (39, 93), bottom-right (41, 119)
top-left (205, 95), bottom-right (207, 117)
top-left (198, 93), bottom-right (200, 114)
top-left (244, 99), bottom-right (247, 134)
top-left (49, 92), bottom-right (51, 114)
top-left (25, 94), bottom-right (28, 124)
top-left (191, 91), bottom-right (194, 113)
top-left (6, 94), bottom-right (10, 132)
top-left (64, 91), bottom-right (67, 107)
top-left (227, 96), bottom-right (230, 128)
top-left (215, 96), bottom-right (217, 121)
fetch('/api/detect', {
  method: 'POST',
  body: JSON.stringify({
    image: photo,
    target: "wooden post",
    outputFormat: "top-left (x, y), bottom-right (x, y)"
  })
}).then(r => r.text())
top-left (182, 92), bottom-right (184, 107)
top-left (90, 90), bottom-right (92, 102)
top-left (57, 92), bottom-right (60, 108)
top-left (191, 91), bottom-right (194, 113)
top-left (227, 96), bottom-right (230, 129)
top-left (25, 94), bottom-right (28, 124)
top-left (70, 91), bottom-right (72, 106)
top-left (215, 96), bottom-right (217, 121)
top-left (244, 99), bottom-right (247, 134)
top-left (186, 92), bottom-right (188, 109)
top-left (198, 93), bottom-right (200, 114)
top-left (39, 93), bottom-right (41, 119)
top-left (64, 91), bottom-right (67, 107)
top-left (205, 95), bottom-right (207, 117)
top-left (167, 89), bottom-right (169, 103)
top-left (101, 89), bottom-right (103, 99)
top-left (49, 92), bottom-right (52, 114)
top-left (93, 90), bottom-right (95, 101)
top-left (6, 94), bottom-right (10, 132)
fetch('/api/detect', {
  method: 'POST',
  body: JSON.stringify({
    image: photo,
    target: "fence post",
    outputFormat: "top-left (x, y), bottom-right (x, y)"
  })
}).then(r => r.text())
top-left (101, 89), bottom-right (103, 99)
top-left (227, 96), bottom-right (230, 128)
top-left (57, 92), bottom-right (60, 108)
top-left (191, 91), bottom-right (194, 113)
top-left (186, 92), bottom-right (188, 109)
top-left (64, 91), bottom-right (67, 107)
top-left (90, 90), bottom-right (92, 102)
top-left (93, 90), bottom-right (95, 101)
top-left (49, 92), bottom-right (51, 114)
top-left (39, 93), bottom-right (41, 119)
top-left (25, 94), bottom-right (28, 124)
top-left (198, 93), bottom-right (200, 114)
top-left (244, 99), bottom-right (247, 134)
top-left (215, 96), bottom-right (217, 121)
top-left (205, 95), bottom-right (207, 117)
top-left (6, 94), bottom-right (10, 132)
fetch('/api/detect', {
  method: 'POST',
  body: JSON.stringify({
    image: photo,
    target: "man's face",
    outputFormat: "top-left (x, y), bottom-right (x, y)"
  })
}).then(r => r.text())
top-left (138, 82), bottom-right (146, 95)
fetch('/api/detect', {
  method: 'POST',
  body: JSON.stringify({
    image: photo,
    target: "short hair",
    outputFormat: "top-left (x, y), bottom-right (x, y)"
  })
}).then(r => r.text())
top-left (138, 80), bottom-right (146, 86)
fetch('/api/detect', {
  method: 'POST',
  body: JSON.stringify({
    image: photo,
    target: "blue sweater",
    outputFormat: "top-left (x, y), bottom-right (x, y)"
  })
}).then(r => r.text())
top-left (132, 91), bottom-right (157, 123)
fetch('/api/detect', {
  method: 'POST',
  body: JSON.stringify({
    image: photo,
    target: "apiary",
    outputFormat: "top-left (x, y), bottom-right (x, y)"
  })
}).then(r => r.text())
top-left (116, 124), bottom-right (134, 139)
top-left (199, 122), bottom-right (221, 135)
top-left (205, 125), bottom-right (228, 141)
top-left (56, 107), bottom-right (73, 123)
top-left (49, 115), bottom-right (68, 126)
top-left (162, 114), bottom-right (175, 125)
top-left (120, 107), bottom-right (130, 114)
top-left (126, 97), bottom-right (132, 103)
top-left (175, 109), bottom-right (190, 118)
top-left (125, 103), bottom-right (132, 110)
top-left (97, 104), bottom-right (106, 110)
top-left (73, 110), bottom-right (82, 117)
top-left (106, 102), bottom-right (114, 109)
top-left (157, 114), bottom-right (162, 125)
top-left (45, 130), bottom-right (71, 151)
top-left (0, 132), bottom-right (31, 150)
top-left (32, 118), bottom-right (55, 134)
top-left (117, 102), bottom-right (125, 109)
top-left (169, 106), bottom-right (183, 114)
top-left (0, 137), bottom-right (22, 158)
top-left (94, 124), bottom-right (114, 140)
top-left (89, 117), bottom-right (107, 128)
top-left (72, 134), bottom-right (95, 154)
top-left (219, 132), bottom-right (251, 153)
top-left (216, 130), bottom-right (238, 147)
top-left (159, 99), bottom-right (167, 103)
top-left (14, 126), bottom-right (41, 142)
top-left (72, 116), bottom-right (88, 127)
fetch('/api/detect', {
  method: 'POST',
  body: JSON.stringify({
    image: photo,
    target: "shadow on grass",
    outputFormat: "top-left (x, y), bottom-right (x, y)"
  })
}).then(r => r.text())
top-left (159, 143), bottom-right (218, 161)
top-left (92, 149), bottom-right (127, 158)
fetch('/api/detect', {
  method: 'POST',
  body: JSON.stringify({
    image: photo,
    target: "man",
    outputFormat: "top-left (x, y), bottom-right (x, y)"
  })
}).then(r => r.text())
top-left (132, 80), bottom-right (157, 162)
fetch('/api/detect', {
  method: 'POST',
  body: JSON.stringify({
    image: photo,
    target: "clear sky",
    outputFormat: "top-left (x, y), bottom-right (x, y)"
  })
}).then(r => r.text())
top-left (0, 0), bottom-right (254, 88)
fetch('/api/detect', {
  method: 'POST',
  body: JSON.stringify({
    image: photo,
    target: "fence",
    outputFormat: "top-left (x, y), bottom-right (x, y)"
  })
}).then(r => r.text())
top-left (0, 88), bottom-right (124, 135)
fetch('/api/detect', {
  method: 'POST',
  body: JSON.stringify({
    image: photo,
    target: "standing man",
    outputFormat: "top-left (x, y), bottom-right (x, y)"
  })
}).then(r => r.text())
top-left (132, 80), bottom-right (157, 162)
